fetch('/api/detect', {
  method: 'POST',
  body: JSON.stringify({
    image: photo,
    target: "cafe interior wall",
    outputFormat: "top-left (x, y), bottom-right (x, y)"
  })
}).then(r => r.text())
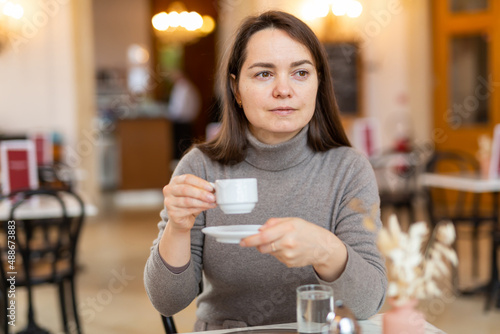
top-left (218, 0), bottom-right (432, 149)
top-left (0, 2), bottom-right (76, 146)
top-left (0, 0), bottom-right (98, 200)
top-left (93, 0), bottom-right (152, 70)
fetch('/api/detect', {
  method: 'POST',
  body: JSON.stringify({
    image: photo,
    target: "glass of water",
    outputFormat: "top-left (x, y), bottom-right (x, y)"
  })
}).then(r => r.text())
top-left (296, 284), bottom-right (334, 334)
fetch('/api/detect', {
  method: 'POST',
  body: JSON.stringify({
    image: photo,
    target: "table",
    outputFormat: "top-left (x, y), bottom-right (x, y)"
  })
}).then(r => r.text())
top-left (183, 316), bottom-right (446, 334)
top-left (0, 192), bottom-right (98, 221)
top-left (419, 172), bottom-right (500, 193)
top-left (419, 172), bottom-right (500, 299)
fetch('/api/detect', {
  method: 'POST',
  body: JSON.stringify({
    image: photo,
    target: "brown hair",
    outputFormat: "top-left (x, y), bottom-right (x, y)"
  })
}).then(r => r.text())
top-left (197, 10), bottom-right (351, 164)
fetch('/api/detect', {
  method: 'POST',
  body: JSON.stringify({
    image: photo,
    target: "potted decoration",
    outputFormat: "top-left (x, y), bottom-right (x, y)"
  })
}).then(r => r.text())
top-left (376, 214), bottom-right (458, 334)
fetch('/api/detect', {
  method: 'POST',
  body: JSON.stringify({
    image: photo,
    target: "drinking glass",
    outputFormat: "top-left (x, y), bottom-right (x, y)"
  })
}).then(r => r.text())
top-left (296, 284), bottom-right (334, 334)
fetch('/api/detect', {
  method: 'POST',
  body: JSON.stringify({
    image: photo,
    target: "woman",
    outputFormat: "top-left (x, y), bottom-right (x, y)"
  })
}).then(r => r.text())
top-left (144, 10), bottom-right (387, 330)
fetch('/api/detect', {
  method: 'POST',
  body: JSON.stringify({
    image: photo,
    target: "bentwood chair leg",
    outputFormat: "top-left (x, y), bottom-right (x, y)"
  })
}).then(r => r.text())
top-left (486, 230), bottom-right (500, 311)
top-left (407, 203), bottom-right (415, 225)
top-left (59, 281), bottom-right (69, 333)
top-left (450, 238), bottom-right (460, 293)
top-left (2, 290), bottom-right (9, 334)
top-left (471, 193), bottom-right (481, 280)
top-left (425, 190), bottom-right (436, 228)
top-left (26, 284), bottom-right (36, 326)
top-left (70, 278), bottom-right (83, 334)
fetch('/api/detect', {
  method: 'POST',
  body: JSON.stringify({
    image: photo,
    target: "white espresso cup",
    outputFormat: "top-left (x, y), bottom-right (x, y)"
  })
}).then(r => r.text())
top-left (212, 178), bottom-right (258, 214)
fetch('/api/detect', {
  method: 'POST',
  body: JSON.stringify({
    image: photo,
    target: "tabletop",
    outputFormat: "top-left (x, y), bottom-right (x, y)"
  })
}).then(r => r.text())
top-left (183, 315), bottom-right (446, 334)
top-left (0, 191), bottom-right (98, 221)
top-left (419, 172), bottom-right (500, 193)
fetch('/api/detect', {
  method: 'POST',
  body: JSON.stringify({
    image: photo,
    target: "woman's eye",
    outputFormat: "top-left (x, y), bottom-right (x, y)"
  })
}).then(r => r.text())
top-left (295, 70), bottom-right (309, 78)
top-left (256, 71), bottom-right (272, 78)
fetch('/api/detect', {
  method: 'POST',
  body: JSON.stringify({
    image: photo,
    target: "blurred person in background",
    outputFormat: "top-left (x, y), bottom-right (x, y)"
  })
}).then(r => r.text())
top-left (166, 69), bottom-right (201, 160)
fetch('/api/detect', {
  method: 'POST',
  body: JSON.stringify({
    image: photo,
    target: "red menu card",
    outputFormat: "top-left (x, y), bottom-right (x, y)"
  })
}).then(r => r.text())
top-left (31, 132), bottom-right (53, 166)
top-left (0, 140), bottom-right (39, 195)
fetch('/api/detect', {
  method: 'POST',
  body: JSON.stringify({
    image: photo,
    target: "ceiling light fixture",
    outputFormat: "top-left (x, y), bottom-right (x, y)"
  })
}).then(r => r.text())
top-left (302, 0), bottom-right (363, 21)
top-left (0, 0), bottom-right (24, 52)
top-left (152, 1), bottom-right (215, 45)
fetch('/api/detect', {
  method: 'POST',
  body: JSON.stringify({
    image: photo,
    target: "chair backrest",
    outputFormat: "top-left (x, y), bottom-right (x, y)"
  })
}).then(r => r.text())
top-left (424, 150), bottom-right (480, 225)
top-left (2, 188), bottom-right (85, 284)
top-left (371, 151), bottom-right (420, 196)
top-left (425, 150), bottom-right (479, 175)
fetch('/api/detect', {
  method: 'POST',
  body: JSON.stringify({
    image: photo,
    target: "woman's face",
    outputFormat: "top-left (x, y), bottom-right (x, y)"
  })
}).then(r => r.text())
top-left (234, 28), bottom-right (318, 145)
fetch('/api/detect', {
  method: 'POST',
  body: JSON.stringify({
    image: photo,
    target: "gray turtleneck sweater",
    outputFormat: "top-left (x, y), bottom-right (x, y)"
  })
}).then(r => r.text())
top-left (144, 127), bottom-right (387, 330)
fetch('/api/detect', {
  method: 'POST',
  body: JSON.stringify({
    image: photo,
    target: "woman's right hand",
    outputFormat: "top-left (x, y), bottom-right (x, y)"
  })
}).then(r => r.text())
top-left (163, 174), bottom-right (216, 232)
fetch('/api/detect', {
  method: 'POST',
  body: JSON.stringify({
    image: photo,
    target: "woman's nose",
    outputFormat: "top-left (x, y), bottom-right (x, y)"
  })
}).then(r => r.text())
top-left (272, 77), bottom-right (292, 98)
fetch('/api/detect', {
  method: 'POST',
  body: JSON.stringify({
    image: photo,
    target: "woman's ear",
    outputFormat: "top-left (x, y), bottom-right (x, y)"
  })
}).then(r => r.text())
top-left (230, 74), bottom-right (241, 103)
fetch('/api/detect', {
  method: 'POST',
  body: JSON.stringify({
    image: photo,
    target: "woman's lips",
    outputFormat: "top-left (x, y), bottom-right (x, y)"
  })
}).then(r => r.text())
top-left (270, 107), bottom-right (296, 116)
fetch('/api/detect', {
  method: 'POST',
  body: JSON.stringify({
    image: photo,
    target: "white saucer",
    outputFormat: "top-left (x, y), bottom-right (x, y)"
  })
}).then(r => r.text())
top-left (202, 225), bottom-right (261, 244)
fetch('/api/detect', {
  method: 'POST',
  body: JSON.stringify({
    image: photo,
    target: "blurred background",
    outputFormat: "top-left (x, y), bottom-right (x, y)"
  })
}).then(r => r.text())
top-left (1, 0), bottom-right (500, 333)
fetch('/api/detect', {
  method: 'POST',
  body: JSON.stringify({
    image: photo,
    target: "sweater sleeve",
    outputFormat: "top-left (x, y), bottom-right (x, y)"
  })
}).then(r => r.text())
top-left (143, 149), bottom-right (206, 316)
top-left (319, 153), bottom-right (387, 320)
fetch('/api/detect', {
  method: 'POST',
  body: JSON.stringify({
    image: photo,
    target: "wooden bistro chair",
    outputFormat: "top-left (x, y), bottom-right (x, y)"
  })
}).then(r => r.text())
top-left (0, 188), bottom-right (86, 334)
top-left (371, 150), bottom-right (421, 225)
top-left (424, 150), bottom-right (497, 297)
top-left (424, 150), bottom-right (484, 228)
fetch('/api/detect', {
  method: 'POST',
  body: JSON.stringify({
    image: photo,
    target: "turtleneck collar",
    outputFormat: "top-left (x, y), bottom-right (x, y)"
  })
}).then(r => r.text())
top-left (244, 125), bottom-right (314, 171)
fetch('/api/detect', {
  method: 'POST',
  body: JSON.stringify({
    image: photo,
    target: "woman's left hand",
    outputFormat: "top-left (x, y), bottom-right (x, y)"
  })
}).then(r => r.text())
top-left (240, 218), bottom-right (348, 281)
